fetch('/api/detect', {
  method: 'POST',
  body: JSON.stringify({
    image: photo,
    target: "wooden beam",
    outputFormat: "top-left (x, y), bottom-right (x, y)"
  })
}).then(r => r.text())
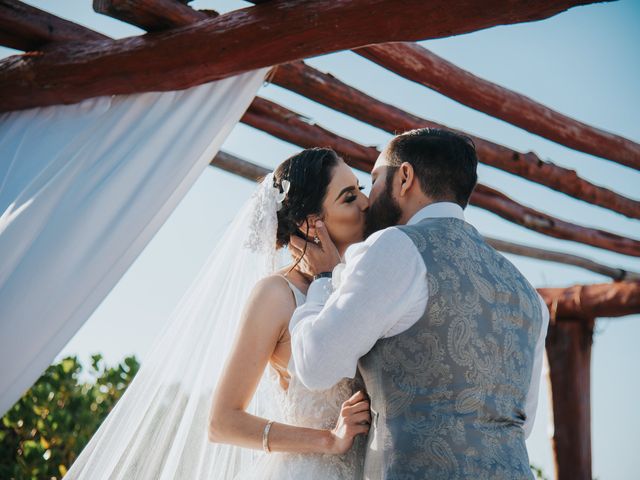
top-left (210, 150), bottom-right (268, 182)
top-left (0, 0), bottom-right (107, 51)
top-left (0, 0), bottom-right (605, 112)
top-left (106, 1), bottom-right (640, 225)
top-left (271, 61), bottom-right (640, 219)
top-left (6, 0), bottom-right (636, 256)
top-left (539, 281), bottom-right (640, 318)
top-left (14, 1), bottom-right (635, 224)
top-left (486, 237), bottom-right (640, 281)
top-left (546, 317), bottom-right (594, 480)
top-left (209, 150), bottom-right (640, 277)
top-left (356, 42), bottom-right (640, 171)
top-left (0, 0), bottom-right (207, 52)
top-left (242, 98), bottom-right (377, 173)
top-left (242, 96), bottom-right (640, 257)
top-left (210, 150), bottom-right (640, 278)
top-left (473, 184), bottom-right (640, 257)
top-left (92, 0), bottom-right (214, 32)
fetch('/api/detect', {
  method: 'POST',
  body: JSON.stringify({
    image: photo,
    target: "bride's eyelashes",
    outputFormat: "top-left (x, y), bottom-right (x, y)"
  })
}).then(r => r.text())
top-left (345, 186), bottom-right (365, 203)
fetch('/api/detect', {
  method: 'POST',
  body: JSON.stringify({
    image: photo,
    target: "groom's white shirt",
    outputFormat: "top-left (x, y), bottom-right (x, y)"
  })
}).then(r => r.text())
top-left (289, 201), bottom-right (549, 438)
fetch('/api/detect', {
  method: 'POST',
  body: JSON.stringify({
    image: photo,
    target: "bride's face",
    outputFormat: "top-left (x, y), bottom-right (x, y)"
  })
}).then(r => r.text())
top-left (317, 160), bottom-right (369, 253)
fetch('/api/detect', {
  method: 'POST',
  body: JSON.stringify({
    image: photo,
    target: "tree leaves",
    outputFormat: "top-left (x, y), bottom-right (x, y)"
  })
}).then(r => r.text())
top-left (0, 354), bottom-right (139, 480)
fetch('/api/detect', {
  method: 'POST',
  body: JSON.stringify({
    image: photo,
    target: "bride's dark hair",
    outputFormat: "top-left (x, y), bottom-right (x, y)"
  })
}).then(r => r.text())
top-left (273, 147), bottom-right (340, 249)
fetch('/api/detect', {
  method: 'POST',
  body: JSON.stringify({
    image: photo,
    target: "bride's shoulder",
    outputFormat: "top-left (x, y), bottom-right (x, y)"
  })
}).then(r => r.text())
top-left (237, 276), bottom-right (295, 351)
top-left (247, 274), bottom-right (296, 313)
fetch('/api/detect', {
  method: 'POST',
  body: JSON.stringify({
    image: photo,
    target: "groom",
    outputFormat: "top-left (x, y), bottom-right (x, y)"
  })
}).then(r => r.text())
top-left (288, 128), bottom-right (549, 479)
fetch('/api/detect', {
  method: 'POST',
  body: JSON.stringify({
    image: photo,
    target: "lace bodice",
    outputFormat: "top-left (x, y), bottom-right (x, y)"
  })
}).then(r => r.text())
top-left (236, 276), bottom-right (365, 479)
top-left (273, 277), bottom-right (363, 429)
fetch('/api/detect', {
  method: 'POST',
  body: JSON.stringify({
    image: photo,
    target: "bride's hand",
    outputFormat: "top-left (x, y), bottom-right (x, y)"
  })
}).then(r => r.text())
top-left (327, 390), bottom-right (371, 455)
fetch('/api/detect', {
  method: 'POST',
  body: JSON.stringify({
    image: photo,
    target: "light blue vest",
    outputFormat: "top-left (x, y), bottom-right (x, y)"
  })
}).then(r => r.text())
top-left (358, 217), bottom-right (541, 479)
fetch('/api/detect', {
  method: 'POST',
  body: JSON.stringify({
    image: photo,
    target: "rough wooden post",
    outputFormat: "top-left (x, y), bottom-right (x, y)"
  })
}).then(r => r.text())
top-left (545, 317), bottom-right (595, 480)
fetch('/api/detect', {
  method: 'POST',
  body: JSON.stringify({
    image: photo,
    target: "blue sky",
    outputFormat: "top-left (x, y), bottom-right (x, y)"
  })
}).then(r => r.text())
top-left (2, 1), bottom-right (639, 478)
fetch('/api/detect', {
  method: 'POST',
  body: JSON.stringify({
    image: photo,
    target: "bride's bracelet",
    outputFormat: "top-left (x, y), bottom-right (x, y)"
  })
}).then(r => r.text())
top-left (262, 420), bottom-right (274, 453)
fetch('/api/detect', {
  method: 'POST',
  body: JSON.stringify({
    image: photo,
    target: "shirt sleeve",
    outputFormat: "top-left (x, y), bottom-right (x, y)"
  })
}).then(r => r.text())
top-left (523, 293), bottom-right (550, 438)
top-left (289, 227), bottom-right (427, 390)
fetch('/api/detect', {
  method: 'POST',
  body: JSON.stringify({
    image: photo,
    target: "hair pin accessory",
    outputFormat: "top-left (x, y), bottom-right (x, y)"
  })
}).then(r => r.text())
top-left (275, 179), bottom-right (290, 211)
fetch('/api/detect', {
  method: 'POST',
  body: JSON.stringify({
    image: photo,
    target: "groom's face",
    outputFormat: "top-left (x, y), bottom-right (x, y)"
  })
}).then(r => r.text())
top-left (364, 154), bottom-right (403, 238)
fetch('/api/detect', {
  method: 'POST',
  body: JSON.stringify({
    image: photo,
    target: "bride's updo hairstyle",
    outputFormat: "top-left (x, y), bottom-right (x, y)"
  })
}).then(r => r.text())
top-left (273, 147), bottom-right (340, 249)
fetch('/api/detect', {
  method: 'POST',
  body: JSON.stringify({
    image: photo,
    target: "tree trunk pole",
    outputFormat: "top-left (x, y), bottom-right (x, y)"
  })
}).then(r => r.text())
top-left (546, 317), bottom-right (594, 480)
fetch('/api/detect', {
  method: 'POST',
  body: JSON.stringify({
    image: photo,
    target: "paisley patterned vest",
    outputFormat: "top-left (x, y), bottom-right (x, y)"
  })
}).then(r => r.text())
top-left (358, 217), bottom-right (542, 480)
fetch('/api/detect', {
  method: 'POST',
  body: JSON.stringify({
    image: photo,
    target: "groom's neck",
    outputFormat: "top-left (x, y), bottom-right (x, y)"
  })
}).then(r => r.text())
top-left (397, 196), bottom-right (436, 225)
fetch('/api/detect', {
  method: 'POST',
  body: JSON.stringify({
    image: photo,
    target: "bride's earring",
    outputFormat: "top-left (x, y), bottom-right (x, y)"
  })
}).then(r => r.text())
top-left (313, 234), bottom-right (320, 245)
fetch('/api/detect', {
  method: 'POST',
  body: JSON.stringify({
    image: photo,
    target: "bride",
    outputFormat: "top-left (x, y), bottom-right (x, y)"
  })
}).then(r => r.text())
top-left (64, 148), bottom-right (370, 479)
top-left (210, 147), bottom-right (370, 478)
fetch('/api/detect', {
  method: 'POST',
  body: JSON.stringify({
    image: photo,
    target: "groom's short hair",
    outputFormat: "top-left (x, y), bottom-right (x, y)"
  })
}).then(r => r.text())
top-left (385, 128), bottom-right (478, 208)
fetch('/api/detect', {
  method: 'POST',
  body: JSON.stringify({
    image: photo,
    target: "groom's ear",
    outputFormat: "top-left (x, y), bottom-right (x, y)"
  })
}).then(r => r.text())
top-left (398, 162), bottom-right (416, 197)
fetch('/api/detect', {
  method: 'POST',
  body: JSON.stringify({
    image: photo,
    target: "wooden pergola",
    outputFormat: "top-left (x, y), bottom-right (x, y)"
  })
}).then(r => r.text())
top-left (1, 1), bottom-right (638, 478)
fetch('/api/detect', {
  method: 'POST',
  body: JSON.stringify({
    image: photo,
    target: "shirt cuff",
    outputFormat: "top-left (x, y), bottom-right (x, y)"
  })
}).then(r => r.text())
top-left (332, 262), bottom-right (346, 290)
top-left (307, 277), bottom-right (333, 305)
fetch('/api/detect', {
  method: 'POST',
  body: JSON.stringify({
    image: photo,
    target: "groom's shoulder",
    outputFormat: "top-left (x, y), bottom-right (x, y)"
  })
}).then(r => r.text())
top-left (366, 225), bottom-right (412, 246)
top-left (345, 226), bottom-right (415, 260)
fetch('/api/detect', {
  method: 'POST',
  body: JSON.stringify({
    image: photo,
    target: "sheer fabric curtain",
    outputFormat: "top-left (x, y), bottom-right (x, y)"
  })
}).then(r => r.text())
top-left (0, 69), bottom-right (268, 416)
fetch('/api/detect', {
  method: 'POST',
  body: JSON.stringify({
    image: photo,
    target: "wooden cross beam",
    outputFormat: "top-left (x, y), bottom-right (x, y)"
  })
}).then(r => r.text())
top-left (211, 150), bottom-right (640, 281)
top-left (2, 1), bottom-right (634, 222)
top-left (243, 98), bottom-right (376, 173)
top-left (210, 151), bottom-right (268, 182)
top-left (539, 280), bottom-right (640, 319)
top-left (0, 0), bottom-right (635, 255)
top-left (92, 0), bottom-right (215, 31)
top-left (0, 0), bottom-right (605, 112)
top-left (271, 62), bottom-right (640, 219)
top-left (0, 0), bottom-right (107, 51)
top-left (243, 96), bottom-right (640, 257)
top-left (356, 42), bottom-right (640, 171)
top-left (486, 237), bottom-right (639, 281)
top-left (471, 184), bottom-right (640, 256)
top-left (83, 0), bottom-right (640, 220)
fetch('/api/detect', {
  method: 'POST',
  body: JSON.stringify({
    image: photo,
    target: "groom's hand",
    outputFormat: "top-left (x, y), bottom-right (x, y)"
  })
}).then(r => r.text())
top-left (289, 220), bottom-right (341, 277)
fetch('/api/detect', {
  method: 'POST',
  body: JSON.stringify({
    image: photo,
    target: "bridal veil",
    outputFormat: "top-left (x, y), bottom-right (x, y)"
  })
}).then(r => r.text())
top-left (65, 172), bottom-right (288, 479)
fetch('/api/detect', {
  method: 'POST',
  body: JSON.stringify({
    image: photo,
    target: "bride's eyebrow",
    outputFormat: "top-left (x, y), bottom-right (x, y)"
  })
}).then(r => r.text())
top-left (335, 182), bottom-right (360, 201)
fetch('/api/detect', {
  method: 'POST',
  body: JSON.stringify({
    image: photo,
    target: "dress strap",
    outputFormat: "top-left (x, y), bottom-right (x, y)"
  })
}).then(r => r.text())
top-left (276, 274), bottom-right (306, 307)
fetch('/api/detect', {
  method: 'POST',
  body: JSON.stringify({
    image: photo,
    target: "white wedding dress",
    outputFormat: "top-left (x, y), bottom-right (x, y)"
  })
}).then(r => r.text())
top-left (234, 277), bottom-right (366, 480)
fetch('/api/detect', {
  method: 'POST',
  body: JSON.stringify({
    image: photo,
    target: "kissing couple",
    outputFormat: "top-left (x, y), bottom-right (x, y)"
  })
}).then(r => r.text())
top-left (65, 128), bottom-right (548, 480)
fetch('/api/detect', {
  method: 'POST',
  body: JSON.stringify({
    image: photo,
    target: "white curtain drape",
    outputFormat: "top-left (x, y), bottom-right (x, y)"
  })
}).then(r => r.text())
top-left (0, 69), bottom-right (268, 417)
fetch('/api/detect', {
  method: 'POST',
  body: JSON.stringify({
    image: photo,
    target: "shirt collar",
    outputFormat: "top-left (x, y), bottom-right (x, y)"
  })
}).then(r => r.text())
top-left (407, 202), bottom-right (465, 225)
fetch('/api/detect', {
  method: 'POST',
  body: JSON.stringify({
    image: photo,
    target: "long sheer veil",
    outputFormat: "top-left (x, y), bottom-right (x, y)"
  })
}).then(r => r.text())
top-left (65, 172), bottom-right (288, 479)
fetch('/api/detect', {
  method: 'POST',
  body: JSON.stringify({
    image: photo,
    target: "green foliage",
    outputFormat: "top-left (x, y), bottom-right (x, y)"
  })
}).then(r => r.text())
top-left (0, 354), bottom-right (139, 480)
top-left (531, 464), bottom-right (548, 479)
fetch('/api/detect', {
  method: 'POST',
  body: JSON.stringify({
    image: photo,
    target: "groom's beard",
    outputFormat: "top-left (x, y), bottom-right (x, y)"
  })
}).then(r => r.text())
top-left (364, 182), bottom-right (402, 238)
